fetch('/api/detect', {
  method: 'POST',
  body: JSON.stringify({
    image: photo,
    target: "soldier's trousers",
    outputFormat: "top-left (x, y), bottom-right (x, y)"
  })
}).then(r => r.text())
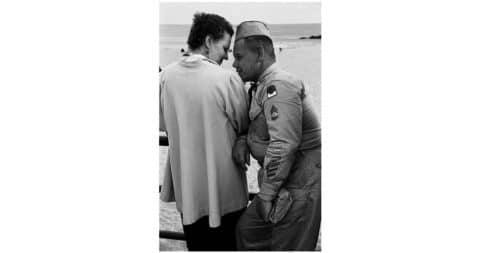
top-left (236, 149), bottom-right (321, 250)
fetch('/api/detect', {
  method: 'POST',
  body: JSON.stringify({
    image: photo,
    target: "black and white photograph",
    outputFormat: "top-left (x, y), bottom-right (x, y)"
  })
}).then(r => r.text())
top-left (159, 1), bottom-right (322, 251)
top-left (4, 0), bottom-right (480, 252)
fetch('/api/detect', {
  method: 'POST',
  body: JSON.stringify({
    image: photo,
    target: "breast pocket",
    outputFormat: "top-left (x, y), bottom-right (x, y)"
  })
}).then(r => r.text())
top-left (249, 101), bottom-right (262, 121)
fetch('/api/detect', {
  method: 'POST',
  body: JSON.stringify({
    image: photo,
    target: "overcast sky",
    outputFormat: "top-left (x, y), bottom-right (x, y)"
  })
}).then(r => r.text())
top-left (159, 2), bottom-right (321, 25)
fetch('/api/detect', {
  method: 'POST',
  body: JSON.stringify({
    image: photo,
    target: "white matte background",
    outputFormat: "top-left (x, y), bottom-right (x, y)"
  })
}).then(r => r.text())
top-left (1, 0), bottom-right (479, 252)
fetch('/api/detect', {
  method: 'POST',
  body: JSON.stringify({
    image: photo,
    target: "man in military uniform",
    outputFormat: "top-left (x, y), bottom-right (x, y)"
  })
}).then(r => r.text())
top-left (232, 21), bottom-right (322, 250)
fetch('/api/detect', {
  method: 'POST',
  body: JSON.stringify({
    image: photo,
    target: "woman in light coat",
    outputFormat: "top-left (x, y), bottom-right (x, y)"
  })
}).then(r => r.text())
top-left (160, 12), bottom-right (250, 251)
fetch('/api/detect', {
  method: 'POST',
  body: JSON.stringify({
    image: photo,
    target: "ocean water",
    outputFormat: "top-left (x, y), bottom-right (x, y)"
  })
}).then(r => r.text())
top-left (159, 23), bottom-right (321, 66)
top-left (159, 23), bottom-right (321, 47)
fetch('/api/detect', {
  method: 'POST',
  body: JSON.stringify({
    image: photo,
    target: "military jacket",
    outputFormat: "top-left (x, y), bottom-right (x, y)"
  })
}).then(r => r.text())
top-left (247, 64), bottom-right (321, 201)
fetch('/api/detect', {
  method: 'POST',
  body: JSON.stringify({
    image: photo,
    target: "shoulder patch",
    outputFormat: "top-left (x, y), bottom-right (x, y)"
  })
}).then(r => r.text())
top-left (270, 105), bottom-right (279, 120)
top-left (266, 85), bottom-right (277, 98)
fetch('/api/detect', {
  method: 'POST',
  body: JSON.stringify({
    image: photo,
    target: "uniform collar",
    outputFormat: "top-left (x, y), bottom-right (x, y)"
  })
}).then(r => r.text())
top-left (182, 52), bottom-right (219, 65)
top-left (257, 63), bottom-right (278, 85)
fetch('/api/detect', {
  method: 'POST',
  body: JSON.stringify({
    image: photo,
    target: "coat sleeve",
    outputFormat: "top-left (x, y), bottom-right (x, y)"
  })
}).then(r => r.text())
top-left (257, 81), bottom-right (303, 201)
top-left (224, 72), bottom-right (250, 136)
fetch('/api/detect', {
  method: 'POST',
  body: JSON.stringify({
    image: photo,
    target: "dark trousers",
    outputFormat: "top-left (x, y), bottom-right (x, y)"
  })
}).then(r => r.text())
top-left (182, 208), bottom-right (245, 251)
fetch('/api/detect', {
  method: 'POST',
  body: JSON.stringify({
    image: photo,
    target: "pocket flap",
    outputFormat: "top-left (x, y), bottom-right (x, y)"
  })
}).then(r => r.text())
top-left (269, 188), bottom-right (293, 224)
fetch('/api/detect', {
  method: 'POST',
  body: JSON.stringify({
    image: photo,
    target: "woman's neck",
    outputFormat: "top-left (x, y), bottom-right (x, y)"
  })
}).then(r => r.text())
top-left (189, 47), bottom-right (208, 58)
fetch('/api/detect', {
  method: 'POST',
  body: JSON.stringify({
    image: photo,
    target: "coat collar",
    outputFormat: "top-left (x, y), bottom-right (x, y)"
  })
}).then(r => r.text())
top-left (181, 53), bottom-right (219, 66)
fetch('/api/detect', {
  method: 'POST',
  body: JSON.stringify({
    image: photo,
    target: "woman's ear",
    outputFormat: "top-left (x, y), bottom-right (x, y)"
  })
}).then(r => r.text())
top-left (204, 35), bottom-right (212, 50)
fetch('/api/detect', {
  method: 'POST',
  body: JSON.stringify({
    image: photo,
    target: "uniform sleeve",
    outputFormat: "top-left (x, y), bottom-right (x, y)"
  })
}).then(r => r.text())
top-left (257, 81), bottom-right (303, 201)
top-left (224, 72), bottom-right (250, 136)
top-left (159, 72), bottom-right (166, 132)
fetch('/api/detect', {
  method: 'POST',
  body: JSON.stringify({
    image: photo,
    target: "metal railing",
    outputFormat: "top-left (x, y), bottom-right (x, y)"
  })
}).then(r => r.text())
top-left (159, 230), bottom-right (186, 241)
top-left (159, 135), bottom-right (168, 146)
top-left (159, 134), bottom-right (256, 241)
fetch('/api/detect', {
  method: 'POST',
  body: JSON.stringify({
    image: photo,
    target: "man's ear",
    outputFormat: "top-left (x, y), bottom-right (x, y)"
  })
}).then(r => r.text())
top-left (256, 45), bottom-right (265, 62)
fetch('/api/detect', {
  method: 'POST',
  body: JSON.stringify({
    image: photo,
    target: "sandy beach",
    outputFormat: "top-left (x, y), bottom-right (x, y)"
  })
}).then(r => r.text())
top-left (160, 41), bottom-right (321, 251)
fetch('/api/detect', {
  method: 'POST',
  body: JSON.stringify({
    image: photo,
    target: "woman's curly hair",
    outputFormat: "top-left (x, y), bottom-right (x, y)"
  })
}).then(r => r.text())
top-left (187, 12), bottom-right (234, 50)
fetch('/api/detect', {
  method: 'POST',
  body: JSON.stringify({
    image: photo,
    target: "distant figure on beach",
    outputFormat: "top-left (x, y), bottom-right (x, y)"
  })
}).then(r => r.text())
top-left (232, 21), bottom-right (322, 250)
top-left (160, 12), bottom-right (250, 251)
top-left (180, 48), bottom-right (185, 53)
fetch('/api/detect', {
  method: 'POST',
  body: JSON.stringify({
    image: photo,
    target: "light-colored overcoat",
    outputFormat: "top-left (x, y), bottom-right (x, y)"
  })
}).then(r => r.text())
top-left (160, 54), bottom-right (249, 227)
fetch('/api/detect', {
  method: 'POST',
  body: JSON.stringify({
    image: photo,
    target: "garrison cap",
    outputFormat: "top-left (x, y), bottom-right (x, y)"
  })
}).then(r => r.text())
top-left (235, 21), bottom-right (273, 42)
